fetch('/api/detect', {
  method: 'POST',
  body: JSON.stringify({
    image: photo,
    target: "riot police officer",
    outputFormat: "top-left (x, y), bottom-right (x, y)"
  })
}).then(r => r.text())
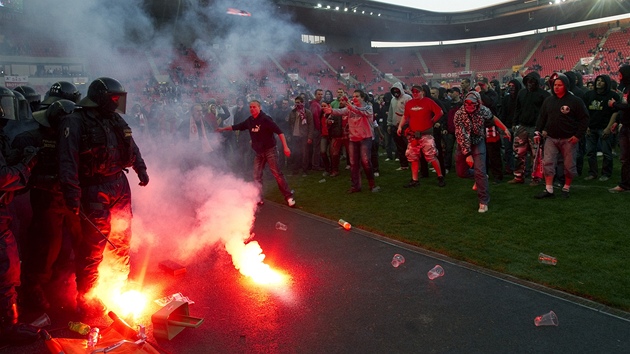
top-left (0, 87), bottom-right (40, 344)
top-left (13, 86), bottom-right (41, 113)
top-left (40, 81), bottom-right (82, 109)
top-left (13, 99), bottom-right (80, 311)
top-left (6, 87), bottom-right (40, 140)
top-left (57, 77), bottom-right (149, 317)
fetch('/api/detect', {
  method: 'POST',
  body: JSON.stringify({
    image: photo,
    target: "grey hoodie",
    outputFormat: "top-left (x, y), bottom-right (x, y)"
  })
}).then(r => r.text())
top-left (387, 82), bottom-right (411, 126)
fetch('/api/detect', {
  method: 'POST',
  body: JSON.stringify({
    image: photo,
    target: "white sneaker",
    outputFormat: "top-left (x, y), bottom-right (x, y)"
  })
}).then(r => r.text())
top-left (286, 197), bottom-right (296, 207)
top-left (384, 158), bottom-right (391, 161)
top-left (478, 204), bottom-right (488, 213)
top-left (345, 165), bottom-right (351, 170)
top-left (599, 176), bottom-right (609, 182)
top-left (374, 172), bottom-right (380, 177)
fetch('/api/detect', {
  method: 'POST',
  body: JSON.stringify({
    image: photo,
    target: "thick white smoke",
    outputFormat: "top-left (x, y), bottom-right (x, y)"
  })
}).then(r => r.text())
top-left (10, 0), bottom-right (306, 273)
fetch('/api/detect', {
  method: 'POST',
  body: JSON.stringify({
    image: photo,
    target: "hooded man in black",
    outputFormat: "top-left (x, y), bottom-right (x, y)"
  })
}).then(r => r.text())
top-left (534, 73), bottom-right (589, 199)
top-left (583, 74), bottom-right (620, 181)
top-left (608, 64), bottom-right (630, 192)
top-left (565, 71), bottom-right (588, 175)
top-left (509, 71), bottom-right (550, 185)
top-left (499, 79), bottom-right (523, 174)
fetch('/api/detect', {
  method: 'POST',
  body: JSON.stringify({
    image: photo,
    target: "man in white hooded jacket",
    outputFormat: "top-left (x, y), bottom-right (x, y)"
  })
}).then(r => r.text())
top-left (387, 82), bottom-right (411, 171)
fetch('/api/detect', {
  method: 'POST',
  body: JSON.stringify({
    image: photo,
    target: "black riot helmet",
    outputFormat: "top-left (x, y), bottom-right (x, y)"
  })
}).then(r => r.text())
top-left (42, 81), bottom-right (82, 105)
top-left (12, 90), bottom-right (31, 121)
top-left (79, 77), bottom-right (127, 114)
top-left (13, 85), bottom-right (42, 112)
top-left (33, 99), bottom-right (75, 129)
top-left (0, 87), bottom-right (19, 121)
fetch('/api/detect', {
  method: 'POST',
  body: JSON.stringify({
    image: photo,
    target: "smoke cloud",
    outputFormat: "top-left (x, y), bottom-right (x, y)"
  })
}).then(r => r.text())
top-left (10, 0), bottom-right (306, 275)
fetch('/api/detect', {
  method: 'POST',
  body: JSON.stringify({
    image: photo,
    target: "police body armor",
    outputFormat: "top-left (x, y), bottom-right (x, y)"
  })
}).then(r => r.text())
top-left (0, 134), bottom-right (21, 209)
top-left (78, 110), bottom-right (136, 180)
top-left (28, 130), bottom-right (59, 191)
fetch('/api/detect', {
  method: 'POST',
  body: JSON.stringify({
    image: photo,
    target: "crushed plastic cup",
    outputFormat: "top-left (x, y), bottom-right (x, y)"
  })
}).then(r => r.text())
top-left (534, 310), bottom-right (558, 327)
top-left (427, 265), bottom-right (444, 280)
top-left (30, 313), bottom-right (51, 328)
top-left (538, 252), bottom-right (557, 265)
top-left (338, 219), bottom-right (351, 230)
top-left (391, 254), bottom-right (405, 268)
top-left (275, 221), bottom-right (288, 231)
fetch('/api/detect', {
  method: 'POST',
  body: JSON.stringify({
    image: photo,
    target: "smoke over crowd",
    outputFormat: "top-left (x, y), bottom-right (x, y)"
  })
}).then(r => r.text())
top-left (8, 0), bottom-right (306, 274)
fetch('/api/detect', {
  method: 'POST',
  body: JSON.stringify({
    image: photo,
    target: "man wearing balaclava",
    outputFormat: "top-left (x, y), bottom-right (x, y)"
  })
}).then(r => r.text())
top-left (387, 82), bottom-right (411, 170)
top-left (608, 64), bottom-right (630, 193)
top-left (509, 71), bottom-right (550, 185)
top-left (534, 73), bottom-right (589, 199)
top-left (454, 91), bottom-right (511, 213)
top-left (499, 79), bottom-right (523, 174)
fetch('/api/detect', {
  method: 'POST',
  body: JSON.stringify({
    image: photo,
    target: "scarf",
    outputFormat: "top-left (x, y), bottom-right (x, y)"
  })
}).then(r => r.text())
top-left (190, 117), bottom-right (212, 153)
top-left (455, 92), bottom-right (490, 156)
top-left (295, 103), bottom-right (306, 125)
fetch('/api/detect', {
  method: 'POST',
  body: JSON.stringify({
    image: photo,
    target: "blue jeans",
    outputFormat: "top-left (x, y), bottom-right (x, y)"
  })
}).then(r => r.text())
top-left (585, 128), bottom-right (613, 178)
top-left (455, 140), bottom-right (489, 205)
top-left (348, 138), bottom-right (374, 190)
top-left (542, 137), bottom-right (577, 180)
top-left (618, 125), bottom-right (630, 190)
top-left (254, 147), bottom-right (292, 199)
top-left (443, 133), bottom-right (455, 171)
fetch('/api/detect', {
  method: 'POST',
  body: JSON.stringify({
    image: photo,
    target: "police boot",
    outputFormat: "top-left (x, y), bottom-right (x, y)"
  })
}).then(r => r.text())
top-left (0, 303), bottom-right (40, 345)
top-left (76, 294), bottom-right (107, 319)
top-left (20, 283), bottom-right (50, 311)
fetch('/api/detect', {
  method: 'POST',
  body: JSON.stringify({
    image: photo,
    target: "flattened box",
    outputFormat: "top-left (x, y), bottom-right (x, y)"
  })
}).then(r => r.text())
top-left (151, 301), bottom-right (204, 340)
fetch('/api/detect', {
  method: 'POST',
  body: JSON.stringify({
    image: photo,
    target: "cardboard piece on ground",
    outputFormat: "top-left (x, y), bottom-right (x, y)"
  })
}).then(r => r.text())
top-left (158, 260), bottom-right (187, 276)
top-left (152, 300), bottom-right (204, 340)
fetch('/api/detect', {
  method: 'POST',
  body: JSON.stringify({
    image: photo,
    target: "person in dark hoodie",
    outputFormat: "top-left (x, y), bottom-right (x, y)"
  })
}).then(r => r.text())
top-left (534, 73), bottom-right (589, 199)
top-left (509, 71), bottom-right (550, 185)
top-left (499, 79), bottom-right (523, 174)
top-left (564, 71), bottom-right (588, 176)
top-left (583, 74), bottom-right (620, 181)
top-left (608, 64), bottom-right (630, 193)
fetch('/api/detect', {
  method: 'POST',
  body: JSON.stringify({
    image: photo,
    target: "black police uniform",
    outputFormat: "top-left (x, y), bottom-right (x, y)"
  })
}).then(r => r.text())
top-left (57, 108), bottom-right (147, 301)
top-left (0, 131), bottom-right (40, 343)
top-left (12, 125), bottom-right (81, 310)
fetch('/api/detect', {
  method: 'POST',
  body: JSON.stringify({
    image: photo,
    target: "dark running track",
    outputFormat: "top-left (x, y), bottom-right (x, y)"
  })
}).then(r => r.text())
top-left (3, 202), bottom-right (630, 353)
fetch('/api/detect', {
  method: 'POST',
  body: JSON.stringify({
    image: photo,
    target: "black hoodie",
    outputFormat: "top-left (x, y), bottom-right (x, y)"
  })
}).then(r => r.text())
top-left (536, 73), bottom-right (589, 140)
top-left (564, 71), bottom-right (587, 102)
top-left (499, 79), bottom-right (523, 128)
top-left (583, 75), bottom-right (620, 129)
top-left (514, 72), bottom-right (550, 127)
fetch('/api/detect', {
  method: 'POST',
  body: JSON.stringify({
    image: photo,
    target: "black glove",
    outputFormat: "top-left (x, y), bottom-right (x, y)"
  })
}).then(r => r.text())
top-left (137, 169), bottom-right (149, 186)
top-left (21, 146), bottom-right (39, 170)
top-left (65, 199), bottom-right (80, 215)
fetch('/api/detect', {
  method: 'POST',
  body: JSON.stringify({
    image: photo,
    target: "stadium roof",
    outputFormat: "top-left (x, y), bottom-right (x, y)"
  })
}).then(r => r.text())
top-left (275, 0), bottom-right (630, 42)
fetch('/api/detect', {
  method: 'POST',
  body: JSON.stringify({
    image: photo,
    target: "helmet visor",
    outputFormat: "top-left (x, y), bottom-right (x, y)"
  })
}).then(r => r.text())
top-left (111, 93), bottom-right (127, 114)
top-left (0, 96), bottom-right (17, 120)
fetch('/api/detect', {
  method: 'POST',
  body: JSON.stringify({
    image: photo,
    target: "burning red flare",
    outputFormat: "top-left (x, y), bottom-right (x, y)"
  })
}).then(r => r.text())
top-left (226, 240), bottom-right (286, 285)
